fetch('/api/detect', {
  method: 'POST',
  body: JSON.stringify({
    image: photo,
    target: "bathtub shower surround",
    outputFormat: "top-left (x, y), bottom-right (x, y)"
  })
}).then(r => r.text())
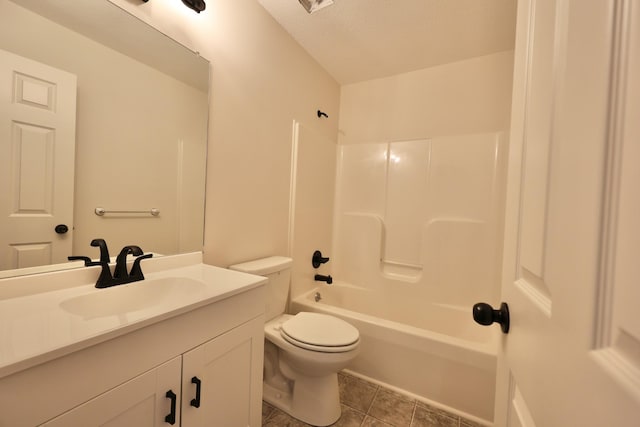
top-left (311, 132), bottom-right (508, 422)
top-left (333, 133), bottom-right (507, 307)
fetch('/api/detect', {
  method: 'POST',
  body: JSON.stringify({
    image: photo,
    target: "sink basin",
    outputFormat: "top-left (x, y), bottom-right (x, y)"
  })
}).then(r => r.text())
top-left (60, 277), bottom-right (207, 319)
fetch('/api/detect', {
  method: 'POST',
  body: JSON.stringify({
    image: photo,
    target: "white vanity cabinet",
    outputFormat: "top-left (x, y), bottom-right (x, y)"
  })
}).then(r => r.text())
top-left (42, 316), bottom-right (264, 427)
top-left (0, 273), bottom-right (266, 427)
top-left (181, 318), bottom-right (264, 426)
top-left (42, 356), bottom-right (183, 426)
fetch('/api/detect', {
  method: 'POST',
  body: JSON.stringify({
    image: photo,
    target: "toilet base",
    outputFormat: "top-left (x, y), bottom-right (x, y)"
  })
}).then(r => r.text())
top-left (263, 372), bottom-right (341, 426)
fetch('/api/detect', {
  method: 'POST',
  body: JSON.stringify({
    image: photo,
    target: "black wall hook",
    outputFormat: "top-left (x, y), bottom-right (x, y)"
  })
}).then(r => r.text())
top-left (317, 110), bottom-right (328, 118)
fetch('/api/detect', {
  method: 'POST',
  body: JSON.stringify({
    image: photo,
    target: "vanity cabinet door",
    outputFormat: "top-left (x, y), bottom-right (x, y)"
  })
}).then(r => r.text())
top-left (181, 316), bottom-right (264, 427)
top-left (41, 356), bottom-right (182, 427)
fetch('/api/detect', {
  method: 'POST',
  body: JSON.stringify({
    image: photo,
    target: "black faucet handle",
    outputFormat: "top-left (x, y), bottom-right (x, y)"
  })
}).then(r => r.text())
top-left (312, 250), bottom-right (330, 268)
top-left (130, 253), bottom-right (153, 280)
top-left (114, 246), bottom-right (145, 278)
top-left (90, 239), bottom-right (111, 264)
top-left (68, 256), bottom-right (101, 267)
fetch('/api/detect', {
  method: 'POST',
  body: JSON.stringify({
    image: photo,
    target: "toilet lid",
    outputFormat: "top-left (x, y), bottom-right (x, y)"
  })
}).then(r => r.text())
top-left (280, 312), bottom-right (359, 351)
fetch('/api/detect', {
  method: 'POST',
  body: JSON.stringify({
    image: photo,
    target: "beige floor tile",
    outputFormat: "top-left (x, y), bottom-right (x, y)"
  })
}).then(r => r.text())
top-left (262, 401), bottom-right (276, 420)
top-left (361, 415), bottom-right (396, 426)
top-left (263, 372), bottom-right (470, 427)
top-left (338, 372), bottom-right (379, 413)
top-left (411, 404), bottom-right (459, 427)
top-left (367, 388), bottom-right (416, 427)
top-left (460, 419), bottom-right (485, 427)
top-left (330, 405), bottom-right (366, 427)
top-left (262, 407), bottom-right (311, 427)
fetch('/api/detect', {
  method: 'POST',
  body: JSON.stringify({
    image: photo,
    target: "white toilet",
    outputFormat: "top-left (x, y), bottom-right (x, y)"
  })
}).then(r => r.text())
top-left (229, 256), bottom-right (360, 426)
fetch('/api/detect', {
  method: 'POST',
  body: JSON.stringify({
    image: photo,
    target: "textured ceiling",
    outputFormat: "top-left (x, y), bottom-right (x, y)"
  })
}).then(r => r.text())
top-left (258, 0), bottom-right (517, 85)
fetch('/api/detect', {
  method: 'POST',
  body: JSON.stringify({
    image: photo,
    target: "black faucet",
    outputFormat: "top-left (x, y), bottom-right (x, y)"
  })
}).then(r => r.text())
top-left (90, 238), bottom-right (115, 288)
top-left (69, 239), bottom-right (153, 288)
top-left (102, 245), bottom-right (152, 287)
top-left (314, 274), bottom-right (333, 284)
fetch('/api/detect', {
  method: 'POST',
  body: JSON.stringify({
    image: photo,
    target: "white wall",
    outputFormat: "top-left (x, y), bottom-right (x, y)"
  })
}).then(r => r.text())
top-left (339, 51), bottom-right (514, 144)
top-left (109, 0), bottom-right (341, 268)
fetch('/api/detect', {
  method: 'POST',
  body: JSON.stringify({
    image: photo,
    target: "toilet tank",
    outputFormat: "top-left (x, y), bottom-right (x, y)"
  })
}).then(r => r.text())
top-left (229, 256), bottom-right (293, 321)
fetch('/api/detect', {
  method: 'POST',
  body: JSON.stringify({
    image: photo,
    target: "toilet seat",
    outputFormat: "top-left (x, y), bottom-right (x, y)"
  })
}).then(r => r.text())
top-left (280, 312), bottom-right (359, 353)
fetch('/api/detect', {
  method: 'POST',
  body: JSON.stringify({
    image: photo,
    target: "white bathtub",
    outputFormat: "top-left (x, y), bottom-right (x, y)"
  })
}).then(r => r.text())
top-left (290, 283), bottom-right (498, 424)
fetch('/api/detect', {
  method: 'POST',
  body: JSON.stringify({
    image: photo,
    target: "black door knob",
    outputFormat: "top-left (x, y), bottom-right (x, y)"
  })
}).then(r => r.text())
top-left (54, 224), bottom-right (69, 234)
top-left (472, 302), bottom-right (510, 334)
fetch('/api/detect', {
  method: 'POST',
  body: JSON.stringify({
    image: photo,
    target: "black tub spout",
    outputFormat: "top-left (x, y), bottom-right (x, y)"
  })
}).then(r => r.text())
top-left (314, 274), bottom-right (333, 284)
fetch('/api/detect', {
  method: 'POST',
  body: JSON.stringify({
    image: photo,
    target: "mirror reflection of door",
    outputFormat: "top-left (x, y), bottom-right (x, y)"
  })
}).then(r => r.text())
top-left (0, 48), bottom-right (77, 271)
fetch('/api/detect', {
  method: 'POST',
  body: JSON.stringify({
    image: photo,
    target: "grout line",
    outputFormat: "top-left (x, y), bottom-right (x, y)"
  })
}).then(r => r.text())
top-left (359, 412), bottom-right (366, 427)
top-left (409, 401), bottom-right (417, 427)
top-left (365, 384), bottom-right (381, 415)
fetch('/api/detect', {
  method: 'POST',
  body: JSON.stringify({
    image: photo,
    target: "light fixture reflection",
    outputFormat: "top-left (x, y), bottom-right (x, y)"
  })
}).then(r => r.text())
top-left (298, 0), bottom-right (334, 14)
top-left (141, 0), bottom-right (206, 14)
top-left (182, 0), bottom-right (206, 13)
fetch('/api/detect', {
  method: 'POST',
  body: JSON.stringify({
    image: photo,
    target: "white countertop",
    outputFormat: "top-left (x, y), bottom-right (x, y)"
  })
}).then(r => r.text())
top-left (0, 254), bottom-right (266, 378)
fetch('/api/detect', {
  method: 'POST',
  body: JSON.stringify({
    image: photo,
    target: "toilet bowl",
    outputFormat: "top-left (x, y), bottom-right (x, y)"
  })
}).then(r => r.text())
top-left (264, 313), bottom-right (359, 425)
top-left (229, 257), bottom-right (360, 426)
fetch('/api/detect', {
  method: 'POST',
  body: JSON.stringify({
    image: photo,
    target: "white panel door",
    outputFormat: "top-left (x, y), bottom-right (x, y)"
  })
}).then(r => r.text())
top-left (494, 0), bottom-right (640, 425)
top-left (0, 48), bottom-right (76, 270)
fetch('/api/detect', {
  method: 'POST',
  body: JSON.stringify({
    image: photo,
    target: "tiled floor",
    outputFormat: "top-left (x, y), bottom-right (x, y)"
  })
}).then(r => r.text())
top-left (262, 371), bottom-right (485, 427)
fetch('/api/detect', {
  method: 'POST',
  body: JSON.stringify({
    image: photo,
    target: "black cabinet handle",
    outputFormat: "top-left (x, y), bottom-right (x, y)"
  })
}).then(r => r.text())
top-left (165, 390), bottom-right (177, 425)
top-left (190, 376), bottom-right (202, 408)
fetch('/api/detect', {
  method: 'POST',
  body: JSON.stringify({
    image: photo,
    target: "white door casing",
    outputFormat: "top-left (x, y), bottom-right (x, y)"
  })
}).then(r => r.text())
top-left (494, 0), bottom-right (640, 426)
top-left (0, 49), bottom-right (77, 270)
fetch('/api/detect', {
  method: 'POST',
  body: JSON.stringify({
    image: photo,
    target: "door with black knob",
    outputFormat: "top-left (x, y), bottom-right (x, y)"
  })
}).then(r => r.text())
top-left (493, 1), bottom-right (640, 425)
top-left (0, 49), bottom-right (77, 270)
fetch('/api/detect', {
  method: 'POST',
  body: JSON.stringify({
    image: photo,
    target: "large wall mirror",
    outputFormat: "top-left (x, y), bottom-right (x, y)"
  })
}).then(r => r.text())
top-left (0, 0), bottom-right (209, 278)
